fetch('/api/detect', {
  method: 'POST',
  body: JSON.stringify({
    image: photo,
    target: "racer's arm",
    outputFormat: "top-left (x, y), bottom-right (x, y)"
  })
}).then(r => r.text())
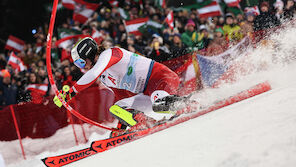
top-left (71, 48), bottom-right (123, 94)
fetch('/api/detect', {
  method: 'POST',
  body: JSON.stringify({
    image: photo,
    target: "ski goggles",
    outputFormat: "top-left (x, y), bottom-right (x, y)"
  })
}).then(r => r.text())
top-left (74, 58), bottom-right (86, 69)
top-left (71, 39), bottom-right (86, 69)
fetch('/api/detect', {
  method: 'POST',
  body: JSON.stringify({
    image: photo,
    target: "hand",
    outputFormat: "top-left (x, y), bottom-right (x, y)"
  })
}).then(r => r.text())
top-left (53, 85), bottom-right (72, 108)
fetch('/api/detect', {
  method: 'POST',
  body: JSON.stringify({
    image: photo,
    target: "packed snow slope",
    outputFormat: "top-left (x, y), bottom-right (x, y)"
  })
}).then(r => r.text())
top-left (7, 22), bottom-right (296, 167)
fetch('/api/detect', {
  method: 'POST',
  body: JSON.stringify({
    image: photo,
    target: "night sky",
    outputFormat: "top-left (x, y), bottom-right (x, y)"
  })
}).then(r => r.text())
top-left (0, 0), bottom-right (51, 52)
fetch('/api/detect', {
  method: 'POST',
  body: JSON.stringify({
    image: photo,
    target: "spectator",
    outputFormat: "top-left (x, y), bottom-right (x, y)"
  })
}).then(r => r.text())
top-left (28, 72), bottom-right (41, 84)
top-left (207, 28), bottom-right (228, 56)
top-left (223, 13), bottom-right (243, 42)
top-left (240, 12), bottom-right (255, 37)
top-left (181, 20), bottom-right (199, 49)
top-left (147, 34), bottom-right (170, 62)
top-left (253, 1), bottom-right (280, 31)
top-left (62, 66), bottom-right (74, 87)
top-left (274, 0), bottom-right (284, 20)
top-left (197, 25), bottom-right (212, 51)
top-left (283, 0), bottom-right (296, 20)
top-left (0, 70), bottom-right (17, 106)
top-left (169, 33), bottom-right (188, 58)
top-left (216, 16), bottom-right (225, 28)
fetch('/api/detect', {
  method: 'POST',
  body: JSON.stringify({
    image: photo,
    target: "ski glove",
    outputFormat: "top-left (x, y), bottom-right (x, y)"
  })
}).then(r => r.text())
top-left (53, 85), bottom-right (75, 107)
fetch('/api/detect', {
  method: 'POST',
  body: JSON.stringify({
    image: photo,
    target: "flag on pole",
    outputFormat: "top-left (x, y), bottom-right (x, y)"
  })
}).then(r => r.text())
top-left (125, 17), bottom-right (149, 35)
top-left (7, 52), bottom-right (27, 73)
top-left (224, 0), bottom-right (241, 8)
top-left (197, 1), bottom-right (223, 18)
top-left (165, 11), bottom-right (174, 30)
top-left (156, 0), bottom-right (166, 9)
top-left (73, 4), bottom-right (99, 24)
top-left (56, 34), bottom-right (89, 50)
top-left (118, 8), bottom-right (130, 20)
top-left (62, 0), bottom-right (76, 10)
top-left (244, 6), bottom-right (260, 16)
top-left (56, 28), bottom-right (83, 50)
top-left (5, 35), bottom-right (25, 53)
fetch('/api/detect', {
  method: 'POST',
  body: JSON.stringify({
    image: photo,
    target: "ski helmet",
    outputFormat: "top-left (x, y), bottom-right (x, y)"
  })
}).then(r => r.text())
top-left (71, 37), bottom-right (98, 69)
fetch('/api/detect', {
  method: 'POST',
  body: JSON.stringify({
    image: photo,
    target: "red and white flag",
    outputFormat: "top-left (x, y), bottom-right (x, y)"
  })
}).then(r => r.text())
top-left (165, 11), bottom-right (174, 30)
top-left (55, 34), bottom-right (89, 50)
top-left (224, 0), bottom-right (241, 8)
top-left (244, 6), bottom-right (260, 16)
top-left (125, 17), bottom-right (149, 35)
top-left (74, 0), bottom-right (98, 6)
top-left (197, 1), bottom-right (223, 18)
top-left (5, 35), bottom-right (25, 53)
top-left (62, 0), bottom-right (76, 10)
top-left (26, 84), bottom-right (48, 95)
top-left (156, 0), bottom-right (166, 9)
top-left (92, 28), bottom-right (104, 44)
top-left (73, 4), bottom-right (99, 24)
top-left (8, 52), bottom-right (27, 73)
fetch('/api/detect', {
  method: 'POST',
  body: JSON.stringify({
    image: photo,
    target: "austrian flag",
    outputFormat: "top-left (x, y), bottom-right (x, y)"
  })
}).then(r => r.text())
top-left (225, 0), bottom-right (241, 8)
top-left (125, 17), bottom-right (149, 35)
top-left (165, 11), bottom-right (174, 30)
top-left (62, 0), bottom-right (76, 10)
top-left (197, 1), bottom-right (223, 18)
top-left (73, 4), bottom-right (99, 24)
top-left (5, 35), bottom-right (25, 53)
top-left (8, 52), bottom-right (27, 73)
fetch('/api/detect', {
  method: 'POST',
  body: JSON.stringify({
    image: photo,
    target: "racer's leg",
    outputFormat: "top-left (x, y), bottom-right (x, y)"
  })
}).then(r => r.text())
top-left (143, 62), bottom-right (186, 113)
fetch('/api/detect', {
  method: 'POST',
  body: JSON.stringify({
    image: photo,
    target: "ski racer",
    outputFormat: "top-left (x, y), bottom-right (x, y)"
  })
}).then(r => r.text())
top-left (53, 37), bottom-right (187, 132)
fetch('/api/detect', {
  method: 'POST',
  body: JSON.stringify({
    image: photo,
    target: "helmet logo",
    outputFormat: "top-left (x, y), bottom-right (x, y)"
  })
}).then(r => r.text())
top-left (79, 43), bottom-right (87, 53)
top-left (85, 47), bottom-right (92, 56)
top-left (127, 66), bottom-right (133, 76)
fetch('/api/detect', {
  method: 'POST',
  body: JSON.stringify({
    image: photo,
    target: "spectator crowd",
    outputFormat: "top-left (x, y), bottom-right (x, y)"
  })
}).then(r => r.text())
top-left (0, 0), bottom-right (295, 108)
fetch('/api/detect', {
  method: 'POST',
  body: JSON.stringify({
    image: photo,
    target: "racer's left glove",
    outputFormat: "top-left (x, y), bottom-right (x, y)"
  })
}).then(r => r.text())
top-left (53, 85), bottom-right (76, 108)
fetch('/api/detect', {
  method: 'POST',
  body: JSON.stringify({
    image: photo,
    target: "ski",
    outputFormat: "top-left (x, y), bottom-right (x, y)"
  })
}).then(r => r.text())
top-left (42, 82), bottom-right (271, 167)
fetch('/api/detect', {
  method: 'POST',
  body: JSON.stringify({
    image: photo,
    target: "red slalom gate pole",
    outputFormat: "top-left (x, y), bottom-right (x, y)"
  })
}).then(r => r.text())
top-left (78, 119), bottom-right (88, 143)
top-left (66, 110), bottom-right (79, 145)
top-left (9, 105), bottom-right (26, 159)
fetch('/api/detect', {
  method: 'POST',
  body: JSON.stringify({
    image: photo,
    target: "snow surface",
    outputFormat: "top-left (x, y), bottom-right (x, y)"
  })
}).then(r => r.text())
top-left (3, 22), bottom-right (296, 167)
